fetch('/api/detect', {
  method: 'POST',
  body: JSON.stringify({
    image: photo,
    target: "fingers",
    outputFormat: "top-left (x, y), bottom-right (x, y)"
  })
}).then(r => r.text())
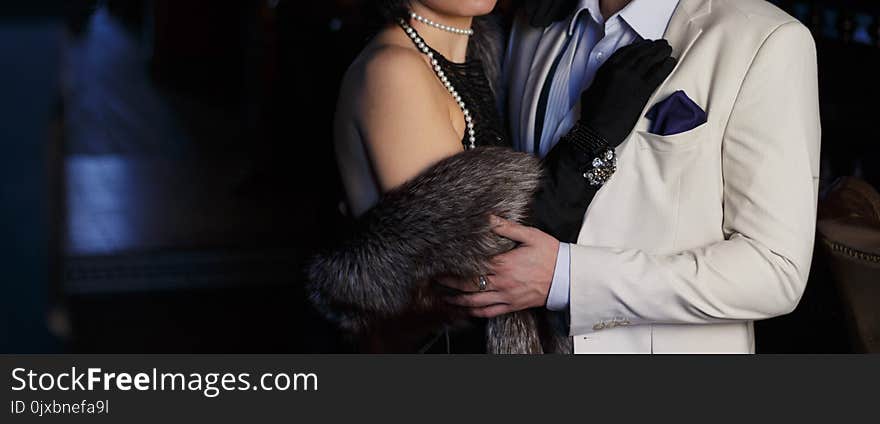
top-left (469, 304), bottom-right (512, 319)
top-left (606, 39), bottom-right (672, 75)
top-left (489, 215), bottom-right (535, 244)
top-left (603, 39), bottom-right (653, 68)
top-left (632, 40), bottom-right (673, 73)
top-left (646, 56), bottom-right (677, 86)
top-left (436, 275), bottom-right (485, 293)
top-left (445, 291), bottom-right (507, 309)
top-left (601, 39), bottom-right (676, 88)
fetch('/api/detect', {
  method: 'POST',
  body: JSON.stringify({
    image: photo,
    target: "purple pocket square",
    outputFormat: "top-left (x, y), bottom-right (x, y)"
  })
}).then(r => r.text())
top-left (645, 90), bottom-right (707, 136)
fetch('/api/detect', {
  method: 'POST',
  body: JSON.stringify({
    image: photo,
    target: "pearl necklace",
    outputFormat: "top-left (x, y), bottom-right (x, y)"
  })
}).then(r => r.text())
top-left (399, 19), bottom-right (477, 149)
top-left (409, 11), bottom-right (474, 36)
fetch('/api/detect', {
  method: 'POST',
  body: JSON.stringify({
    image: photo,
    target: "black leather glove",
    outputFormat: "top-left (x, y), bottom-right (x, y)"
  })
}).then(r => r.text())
top-left (579, 39), bottom-right (677, 147)
top-left (530, 40), bottom-right (678, 243)
top-left (522, 0), bottom-right (577, 28)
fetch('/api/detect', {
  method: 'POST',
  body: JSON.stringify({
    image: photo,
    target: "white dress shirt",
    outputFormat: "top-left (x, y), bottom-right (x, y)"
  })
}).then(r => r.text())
top-left (545, 0), bottom-right (681, 312)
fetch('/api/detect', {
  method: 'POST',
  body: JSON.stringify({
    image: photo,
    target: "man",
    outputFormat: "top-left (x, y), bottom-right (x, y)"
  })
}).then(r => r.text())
top-left (443, 0), bottom-right (821, 353)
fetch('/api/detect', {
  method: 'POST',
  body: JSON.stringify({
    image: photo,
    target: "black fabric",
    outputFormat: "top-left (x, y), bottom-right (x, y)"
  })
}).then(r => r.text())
top-left (524, 37), bottom-right (678, 247)
top-left (521, 2), bottom-right (678, 148)
top-left (529, 41), bottom-right (678, 242)
top-left (421, 321), bottom-right (488, 354)
top-left (413, 31), bottom-right (592, 243)
top-left (531, 141), bottom-right (598, 243)
top-left (522, 0), bottom-right (579, 28)
top-left (402, 23), bottom-right (593, 243)
top-left (316, 22), bottom-right (612, 353)
top-left (579, 39), bottom-right (677, 146)
top-left (414, 32), bottom-right (508, 149)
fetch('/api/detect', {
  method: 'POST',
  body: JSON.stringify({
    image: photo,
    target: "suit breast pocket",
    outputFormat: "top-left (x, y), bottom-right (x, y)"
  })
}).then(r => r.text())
top-left (633, 122), bottom-right (708, 181)
top-left (636, 122), bottom-right (708, 153)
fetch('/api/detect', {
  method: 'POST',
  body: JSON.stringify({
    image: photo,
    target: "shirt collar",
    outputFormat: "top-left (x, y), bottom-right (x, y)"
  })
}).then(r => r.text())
top-left (568, 0), bottom-right (681, 39)
top-left (568, 0), bottom-right (601, 35)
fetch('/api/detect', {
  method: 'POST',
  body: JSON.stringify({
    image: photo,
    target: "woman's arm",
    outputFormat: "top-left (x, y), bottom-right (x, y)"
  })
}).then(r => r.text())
top-left (528, 41), bottom-right (678, 242)
top-left (355, 46), bottom-right (464, 192)
top-left (308, 147), bottom-right (543, 333)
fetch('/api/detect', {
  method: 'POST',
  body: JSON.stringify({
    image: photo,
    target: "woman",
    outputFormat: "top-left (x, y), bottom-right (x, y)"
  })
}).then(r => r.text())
top-left (309, 0), bottom-right (675, 353)
top-left (333, 0), bottom-right (506, 218)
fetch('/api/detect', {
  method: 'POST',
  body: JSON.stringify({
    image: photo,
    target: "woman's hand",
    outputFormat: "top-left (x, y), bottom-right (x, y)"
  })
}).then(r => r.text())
top-left (580, 39), bottom-right (677, 147)
top-left (529, 41), bottom-right (677, 243)
top-left (438, 216), bottom-right (560, 318)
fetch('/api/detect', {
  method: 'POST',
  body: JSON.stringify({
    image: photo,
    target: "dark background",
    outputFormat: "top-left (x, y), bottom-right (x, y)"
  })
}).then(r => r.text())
top-left (1, 0), bottom-right (877, 353)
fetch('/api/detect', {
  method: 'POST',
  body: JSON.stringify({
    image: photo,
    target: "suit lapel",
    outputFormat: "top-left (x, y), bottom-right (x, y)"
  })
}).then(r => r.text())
top-left (512, 0), bottom-right (713, 152)
top-left (576, 0), bottom-right (714, 246)
top-left (546, 0), bottom-right (712, 153)
top-left (636, 0), bottom-right (713, 132)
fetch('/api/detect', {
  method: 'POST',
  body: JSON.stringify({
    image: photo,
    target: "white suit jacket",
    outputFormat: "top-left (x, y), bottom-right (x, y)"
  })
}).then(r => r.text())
top-left (505, 0), bottom-right (821, 353)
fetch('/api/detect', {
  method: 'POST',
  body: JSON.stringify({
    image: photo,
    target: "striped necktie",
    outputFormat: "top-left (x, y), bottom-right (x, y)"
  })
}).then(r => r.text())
top-left (534, 12), bottom-right (594, 157)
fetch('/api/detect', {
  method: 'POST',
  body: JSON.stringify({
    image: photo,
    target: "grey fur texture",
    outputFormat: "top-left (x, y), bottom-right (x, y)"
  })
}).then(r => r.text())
top-left (307, 147), bottom-right (571, 354)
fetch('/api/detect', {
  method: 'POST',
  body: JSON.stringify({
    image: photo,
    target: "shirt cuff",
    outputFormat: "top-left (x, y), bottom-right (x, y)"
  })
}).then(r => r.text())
top-left (547, 242), bottom-right (571, 312)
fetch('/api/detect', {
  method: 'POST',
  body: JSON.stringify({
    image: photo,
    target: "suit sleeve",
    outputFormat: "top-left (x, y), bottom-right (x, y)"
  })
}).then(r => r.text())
top-left (567, 22), bottom-right (822, 335)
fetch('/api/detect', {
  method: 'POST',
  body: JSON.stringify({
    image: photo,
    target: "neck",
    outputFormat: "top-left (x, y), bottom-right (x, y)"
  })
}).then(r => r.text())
top-left (409, 2), bottom-right (472, 63)
top-left (600, 0), bottom-right (633, 20)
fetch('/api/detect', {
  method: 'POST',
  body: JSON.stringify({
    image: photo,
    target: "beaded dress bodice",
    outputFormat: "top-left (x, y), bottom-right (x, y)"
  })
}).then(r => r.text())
top-left (401, 22), bottom-right (509, 149)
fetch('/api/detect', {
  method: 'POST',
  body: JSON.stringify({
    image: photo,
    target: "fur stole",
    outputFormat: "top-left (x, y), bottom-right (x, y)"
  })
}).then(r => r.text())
top-left (307, 147), bottom-right (571, 354)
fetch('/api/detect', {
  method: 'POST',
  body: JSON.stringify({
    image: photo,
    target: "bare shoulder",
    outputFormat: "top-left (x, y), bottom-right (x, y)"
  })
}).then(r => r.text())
top-left (335, 32), bottom-right (448, 141)
top-left (347, 41), bottom-right (441, 112)
top-left (359, 42), bottom-right (429, 78)
top-left (340, 32), bottom-right (453, 138)
top-left (336, 31), bottom-right (462, 190)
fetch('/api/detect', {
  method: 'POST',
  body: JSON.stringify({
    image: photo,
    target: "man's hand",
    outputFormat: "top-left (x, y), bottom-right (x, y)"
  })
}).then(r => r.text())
top-left (438, 216), bottom-right (560, 318)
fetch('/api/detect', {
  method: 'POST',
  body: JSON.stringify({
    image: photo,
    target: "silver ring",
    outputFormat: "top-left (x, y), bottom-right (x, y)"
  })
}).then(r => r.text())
top-left (477, 275), bottom-right (489, 292)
